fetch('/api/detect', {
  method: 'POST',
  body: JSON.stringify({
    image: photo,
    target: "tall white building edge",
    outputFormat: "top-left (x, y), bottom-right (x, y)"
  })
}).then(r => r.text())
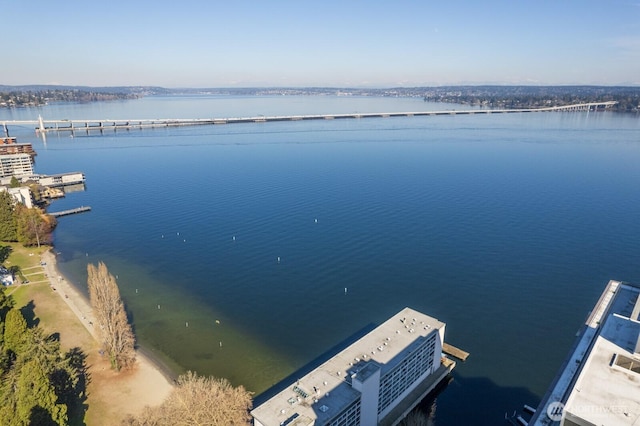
top-left (531, 280), bottom-right (640, 426)
top-left (251, 307), bottom-right (454, 426)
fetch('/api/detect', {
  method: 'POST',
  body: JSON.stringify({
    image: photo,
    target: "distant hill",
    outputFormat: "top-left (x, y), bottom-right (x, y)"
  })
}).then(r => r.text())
top-left (1, 85), bottom-right (638, 112)
top-left (0, 85), bottom-right (169, 95)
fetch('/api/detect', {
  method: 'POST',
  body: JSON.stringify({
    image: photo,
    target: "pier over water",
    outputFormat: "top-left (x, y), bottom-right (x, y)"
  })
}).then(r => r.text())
top-left (49, 206), bottom-right (91, 218)
top-left (0, 102), bottom-right (618, 136)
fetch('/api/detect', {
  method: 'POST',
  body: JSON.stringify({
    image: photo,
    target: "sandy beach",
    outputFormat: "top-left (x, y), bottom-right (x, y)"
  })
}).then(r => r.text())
top-left (39, 250), bottom-right (173, 423)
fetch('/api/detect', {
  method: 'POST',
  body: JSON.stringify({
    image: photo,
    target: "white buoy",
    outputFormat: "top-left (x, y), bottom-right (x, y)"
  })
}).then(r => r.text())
top-left (220, 341), bottom-right (223, 347)
top-left (186, 322), bottom-right (189, 327)
top-left (345, 287), bottom-right (348, 294)
top-left (314, 218), bottom-right (318, 223)
top-left (232, 235), bottom-right (236, 241)
top-left (162, 234), bottom-right (164, 238)
top-left (177, 232), bottom-right (180, 236)
top-left (135, 289), bottom-right (138, 294)
top-left (157, 304), bottom-right (161, 309)
top-left (277, 256), bottom-right (281, 263)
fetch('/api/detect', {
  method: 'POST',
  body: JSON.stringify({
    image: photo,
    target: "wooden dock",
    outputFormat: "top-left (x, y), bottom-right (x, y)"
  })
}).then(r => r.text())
top-left (443, 342), bottom-right (470, 361)
top-left (49, 206), bottom-right (91, 218)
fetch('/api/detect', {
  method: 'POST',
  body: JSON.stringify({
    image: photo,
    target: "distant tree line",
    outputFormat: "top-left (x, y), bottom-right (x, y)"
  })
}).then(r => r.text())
top-left (160, 85), bottom-right (640, 113)
top-left (416, 85), bottom-right (640, 112)
top-left (0, 285), bottom-right (87, 425)
top-left (2, 84), bottom-right (638, 112)
top-left (0, 191), bottom-right (56, 247)
top-left (0, 89), bottom-right (140, 108)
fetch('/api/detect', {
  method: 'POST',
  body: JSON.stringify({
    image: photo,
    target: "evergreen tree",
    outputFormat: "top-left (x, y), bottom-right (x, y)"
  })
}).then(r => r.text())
top-left (4, 308), bottom-right (29, 355)
top-left (0, 284), bottom-right (14, 324)
top-left (0, 191), bottom-right (17, 242)
top-left (0, 367), bottom-right (20, 425)
top-left (16, 359), bottom-right (68, 425)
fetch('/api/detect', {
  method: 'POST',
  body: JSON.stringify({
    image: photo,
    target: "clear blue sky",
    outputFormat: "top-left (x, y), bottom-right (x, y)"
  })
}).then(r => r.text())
top-left (5, 1), bottom-right (639, 87)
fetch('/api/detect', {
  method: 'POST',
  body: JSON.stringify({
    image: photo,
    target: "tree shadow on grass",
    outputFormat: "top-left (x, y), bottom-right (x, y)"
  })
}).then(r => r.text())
top-left (57, 346), bottom-right (90, 426)
top-left (0, 245), bottom-right (12, 263)
top-left (29, 406), bottom-right (58, 426)
top-left (20, 299), bottom-right (40, 328)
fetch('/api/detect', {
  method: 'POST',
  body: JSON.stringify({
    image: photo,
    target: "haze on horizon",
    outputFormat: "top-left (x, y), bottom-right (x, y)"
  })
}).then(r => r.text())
top-left (6, 1), bottom-right (640, 88)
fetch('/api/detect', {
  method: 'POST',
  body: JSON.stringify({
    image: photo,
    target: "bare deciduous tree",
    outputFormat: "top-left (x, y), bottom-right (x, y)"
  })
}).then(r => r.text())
top-left (122, 371), bottom-right (253, 426)
top-left (87, 262), bottom-right (135, 371)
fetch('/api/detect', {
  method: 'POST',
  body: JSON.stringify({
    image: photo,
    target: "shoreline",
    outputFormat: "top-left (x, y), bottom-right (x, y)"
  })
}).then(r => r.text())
top-left (49, 251), bottom-right (180, 384)
top-left (39, 249), bottom-right (174, 416)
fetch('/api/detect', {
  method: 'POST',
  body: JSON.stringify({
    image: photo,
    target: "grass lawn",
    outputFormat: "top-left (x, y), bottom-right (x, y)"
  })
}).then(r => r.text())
top-left (1, 242), bottom-right (172, 424)
top-left (2, 244), bottom-right (103, 424)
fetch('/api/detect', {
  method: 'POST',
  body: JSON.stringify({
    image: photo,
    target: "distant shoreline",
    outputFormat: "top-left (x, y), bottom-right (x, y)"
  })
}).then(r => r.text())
top-left (1, 85), bottom-right (639, 112)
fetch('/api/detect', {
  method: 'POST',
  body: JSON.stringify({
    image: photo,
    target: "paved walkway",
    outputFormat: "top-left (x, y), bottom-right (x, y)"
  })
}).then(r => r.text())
top-left (40, 250), bottom-right (99, 340)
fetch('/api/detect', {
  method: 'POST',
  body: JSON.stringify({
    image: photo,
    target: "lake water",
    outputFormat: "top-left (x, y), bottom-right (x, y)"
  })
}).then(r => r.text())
top-left (2, 96), bottom-right (639, 425)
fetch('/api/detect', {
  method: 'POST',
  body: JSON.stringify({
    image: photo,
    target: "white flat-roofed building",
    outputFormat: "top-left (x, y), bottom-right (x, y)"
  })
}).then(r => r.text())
top-left (251, 307), bottom-right (453, 426)
top-left (531, 280), bottom-right (640, 426)
top-left (0, 153), bottom-right (33, 178)
top-left (0, 186), bottom-right (33, 208)
top-left (36, 172), bottom-right (85, 187)
top-left (7, 187), bottom-right (33, 208)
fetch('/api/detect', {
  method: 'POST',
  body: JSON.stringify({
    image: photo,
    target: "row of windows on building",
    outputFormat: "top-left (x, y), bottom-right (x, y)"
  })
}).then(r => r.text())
top-left (378, 337), bottom-right (436, 414)
top-left (0, 154), bottom-right (33, 178)
top-left (327, 399), bottom-right (361, 426)
top-left (324, 335), bottom-right (437, 425)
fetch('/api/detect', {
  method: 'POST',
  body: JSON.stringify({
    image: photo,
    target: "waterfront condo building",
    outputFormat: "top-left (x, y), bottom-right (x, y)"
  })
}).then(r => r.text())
top-left (0, 153), bottom-right (33, 178)
top-left (251, 307), bottom-right (454, 426)
top-left (530, 280), bottom-right (640, 426)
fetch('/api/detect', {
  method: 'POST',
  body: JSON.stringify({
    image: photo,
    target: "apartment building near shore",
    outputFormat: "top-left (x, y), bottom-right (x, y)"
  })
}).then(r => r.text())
top-left (251, 307), bottom-right (455, 426)
top-left (530, 280), bottom-right (640, 426)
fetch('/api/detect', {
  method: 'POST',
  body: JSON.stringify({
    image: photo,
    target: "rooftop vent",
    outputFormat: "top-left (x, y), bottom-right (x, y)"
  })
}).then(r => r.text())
top-left (614, 353), bottom-right (640, 374)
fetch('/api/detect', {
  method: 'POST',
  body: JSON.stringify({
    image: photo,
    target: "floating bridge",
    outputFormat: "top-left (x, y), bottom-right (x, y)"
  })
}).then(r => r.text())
top-left (1, 102), bottom-right (618, 135)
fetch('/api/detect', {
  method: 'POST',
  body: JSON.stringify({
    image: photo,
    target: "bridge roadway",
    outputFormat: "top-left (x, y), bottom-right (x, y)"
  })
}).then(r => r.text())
top-left (1, 101), bottom-right (618, 134)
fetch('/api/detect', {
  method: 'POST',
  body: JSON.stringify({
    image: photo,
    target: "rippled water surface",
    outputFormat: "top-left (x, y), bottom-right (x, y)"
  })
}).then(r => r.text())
top-left (3, 96), bottom-right (639, 425)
